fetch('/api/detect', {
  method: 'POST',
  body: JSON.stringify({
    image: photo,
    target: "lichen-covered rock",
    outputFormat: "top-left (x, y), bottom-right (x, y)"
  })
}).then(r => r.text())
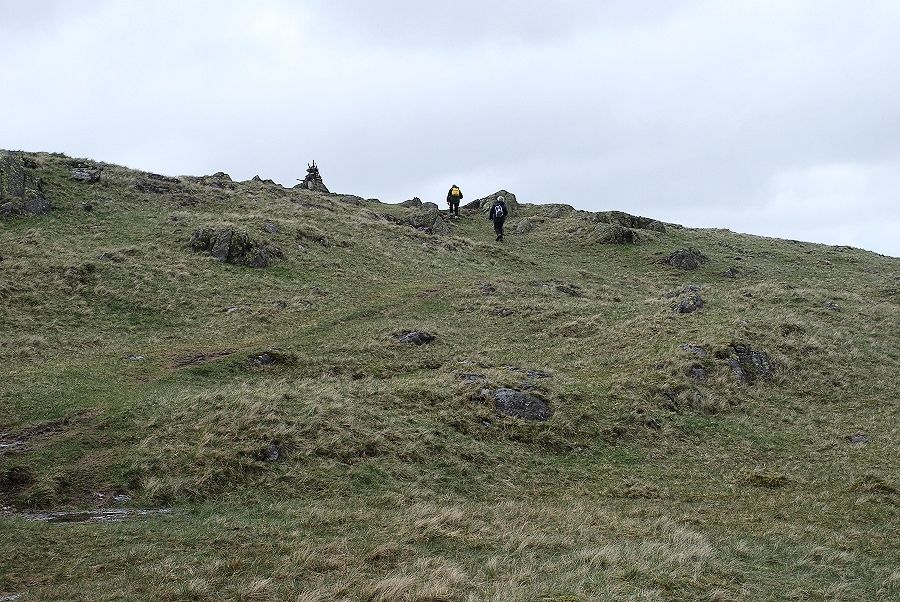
top-left (393, 330), bottom-right (436, 345)
top-left (134, 173), bottom-right (180, 194)
top-left (595, 223), bottom-right (637, 244)
top-left (674, 292), bottom-right (704, 314)
top-left (593, 211), bottom-right (666, 232)
top-left (539, 204), bottom-right (574, 218)
top-left (403, 206), bottom-right (450, 235)
top-left (0, 152), bottom-right (50, 217)
top-left (189, 227), bottom-right (278, 268)
top-left (194, 172), bottom-right (235, 190)
top-left (665, 248), bottom-right (708, 270)
top-left (514, 219), bottom-right (536, 234)
top-left (71, 168), bottom-right (101, 183)
top-left (463, 190), bottom-right (518, 212)
top-left (719, 343), bottom-right (774, 384)
top-left (493, 388), bottom-right (553, 421)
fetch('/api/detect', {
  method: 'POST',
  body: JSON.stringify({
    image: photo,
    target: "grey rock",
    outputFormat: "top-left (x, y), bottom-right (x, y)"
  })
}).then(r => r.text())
top-left (190, 227), bottom-right (277, 268)
top-left (847, 432), bottom-right (869, 445)
top-left (724, 343), bottom-right (774, 384)
top-left (261, 443), bottom-right (281, 461)
top-left (688, 364), bottom-right (707, 381)
top-left (431, 215), bottom-right (451, 235)
top-left (823, 300), bottom-right (842, 312)
top-left (539, 203), bottom-right (574, 218)
top-left (394, 330), bottom-right (436, 345)
top-left (525, 369), bottom-right (552, 379)
top-left (399, 197), bottom-right (423, 208)
top-left (595, 223), bottom-right (636, 244)
top-left (665, 248), bottom-right (708, 270)
top-left (0, 152), bottom-right (50, 217)
top-left (722, 266), bottom-right (739, 278)
top-left (134, 173), bottom-right (180, 193)
top-left (195, 171), bottom-right (235, 190)
top-left (463, 190), bottom-right (518, 212)
top-left (71, 168), bottom-right (101, 183)
top-left (263, 221), bottom-right (279, 234)
top-left (250, 353), bottom-right (275, 366)
top-left (592, 210), bottom-right (667, 232)
top-left (679, 344), bottom-right (709, 358)
top-left (494, 388), bottom-right (553, 421)
top-left (458, 373), bottom-right (487, 384)
top-left (675, 293), bottom-right (704, 314)
top-left (514, 218), bottom-right (536, 234)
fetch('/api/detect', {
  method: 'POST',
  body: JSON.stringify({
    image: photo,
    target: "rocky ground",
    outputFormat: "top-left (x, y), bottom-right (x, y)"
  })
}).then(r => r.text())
top-left (1, 150), bottom-right (898, 601)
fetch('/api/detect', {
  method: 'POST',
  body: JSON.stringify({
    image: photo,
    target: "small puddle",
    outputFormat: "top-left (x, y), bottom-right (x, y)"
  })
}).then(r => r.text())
top-left (18, 508), bottom-right (173, 524)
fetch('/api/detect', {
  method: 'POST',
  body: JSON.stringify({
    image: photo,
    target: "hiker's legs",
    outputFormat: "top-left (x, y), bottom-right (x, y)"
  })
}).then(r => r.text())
top-left (450, 200), bottom-right (459, 216)
top-left (494, 218), bottom-right (505, 241)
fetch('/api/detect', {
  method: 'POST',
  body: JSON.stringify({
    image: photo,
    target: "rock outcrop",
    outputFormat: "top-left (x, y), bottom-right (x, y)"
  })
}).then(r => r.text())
top-left (595, 223), bottom-right (637, 244)
top-left (393, 330), bottom-right (436, 345)
top-left (493, 388), bottom-right (553, 421)
top-left (718, 343), bottom-right (774, 384)
top-left (463, 190), bottom-right (518, 212)
top-left (189, 227), bottom-right (280, 268)
top-left (404, 205), bottom-right (450, 235)
top-left (0, 152), bottom-right (51, 217)
top-left (594, 211), bottom-right (666, 233)
top-left (134, 173), bottom-right (181, 194)
top-left (665, 248), bottom-right (708, 270)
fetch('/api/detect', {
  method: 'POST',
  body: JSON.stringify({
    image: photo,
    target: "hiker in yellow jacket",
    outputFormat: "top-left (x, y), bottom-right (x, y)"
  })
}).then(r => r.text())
top-left (446, 184), bottom-right (463, 218)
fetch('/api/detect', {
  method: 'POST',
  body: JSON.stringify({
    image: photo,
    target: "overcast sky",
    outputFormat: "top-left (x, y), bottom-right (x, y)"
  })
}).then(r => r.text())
top-left (3, 1), bottom-right (899, 256)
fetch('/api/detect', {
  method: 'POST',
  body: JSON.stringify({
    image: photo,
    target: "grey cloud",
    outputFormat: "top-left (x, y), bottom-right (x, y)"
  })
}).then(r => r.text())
top-left (2, 0), bottom-right (898, 255)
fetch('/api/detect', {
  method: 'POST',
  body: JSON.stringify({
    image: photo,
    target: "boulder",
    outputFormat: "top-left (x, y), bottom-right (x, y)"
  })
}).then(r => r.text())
top-left (719, 343), bottom-right (774, 384)
top-left (493, 388), bottom-right (553, 421)
top-left (393, 330), bottom-right (436, 345)
top-left (722, 266), bottom-right (739, 278)
top-left (0, 152), bottom-right (50, 217)
top-left (404, 206), bottom-right (450, 235)
top-left (463, 190), bottom-right (518, 212)
top-left (674, 292), bottom-right (704, 314)
top-left (514, 219), bottom-right (536, 235)
top-left (195, 172), bottom-right (235, 190)
top-left (665, 248), bottom-right (708, 270)
top-left (71, 168), bottom-right (101, 183)
top-left (595, 223), bottom-right (636, 244)
top-left (593, 211), bottom-right (666, 232)
top-left (539, 204), bottom-right (574, 218)
top-left (399, 197), bottom-right (422, 208)
top-left (189, 227), bottom-right (278, 268)
top-left (134, 173), bottom-right (180, 193)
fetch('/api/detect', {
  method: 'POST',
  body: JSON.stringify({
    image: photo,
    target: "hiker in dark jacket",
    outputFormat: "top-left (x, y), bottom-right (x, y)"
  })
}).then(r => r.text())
top-left (446, 184), bottom-right (463, 217)
top-left (488, 196), bottom-right (508, 241)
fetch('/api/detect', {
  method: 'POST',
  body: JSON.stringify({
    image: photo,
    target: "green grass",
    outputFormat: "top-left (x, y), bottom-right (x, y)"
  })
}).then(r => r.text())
top-left (1, 150), bottom-right (898, 600)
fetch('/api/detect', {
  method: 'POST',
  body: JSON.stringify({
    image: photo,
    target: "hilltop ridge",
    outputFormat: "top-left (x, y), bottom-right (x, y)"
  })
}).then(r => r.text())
top-left (1, 150), bottom-right (898, 601)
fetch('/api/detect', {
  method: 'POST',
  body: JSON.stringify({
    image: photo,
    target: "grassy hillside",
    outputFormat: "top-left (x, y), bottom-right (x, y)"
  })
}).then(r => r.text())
top-left (1, 151), bottom-right (898, 601)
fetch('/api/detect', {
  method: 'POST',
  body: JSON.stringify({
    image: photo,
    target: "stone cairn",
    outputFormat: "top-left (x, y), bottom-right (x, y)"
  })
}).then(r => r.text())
top-left (296, 160), bottom-right (329, 193)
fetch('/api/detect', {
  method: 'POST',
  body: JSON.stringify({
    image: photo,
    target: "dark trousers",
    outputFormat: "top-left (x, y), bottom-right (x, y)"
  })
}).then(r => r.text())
top-left (449, 199), bottom-right (459, 216)
top-left (493, 217), bottom-right (505, 239)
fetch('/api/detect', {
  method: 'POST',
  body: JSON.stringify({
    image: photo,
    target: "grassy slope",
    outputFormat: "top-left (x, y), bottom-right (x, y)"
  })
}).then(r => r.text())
top-left (1, 152), bottom-right (898, 601)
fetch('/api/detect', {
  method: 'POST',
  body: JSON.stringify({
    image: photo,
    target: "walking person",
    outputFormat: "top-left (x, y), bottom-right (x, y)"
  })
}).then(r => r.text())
top-left (488, 195), bottom-right (508, 241)
top-left (447, 184), bottom-right (463, 218)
